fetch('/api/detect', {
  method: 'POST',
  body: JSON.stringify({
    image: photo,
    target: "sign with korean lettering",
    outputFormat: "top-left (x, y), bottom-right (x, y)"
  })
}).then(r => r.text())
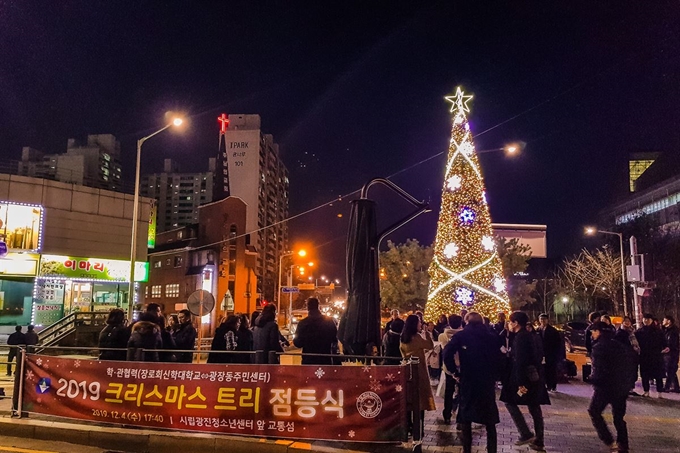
top-left (39, 255), bottom-right (149, 282)
top-left (22, 355), bottom-right (407, 442)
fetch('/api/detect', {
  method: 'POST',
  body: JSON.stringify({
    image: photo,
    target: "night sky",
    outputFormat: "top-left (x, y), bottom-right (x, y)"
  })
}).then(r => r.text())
top-left (1, 2), bottom-right (679, 281)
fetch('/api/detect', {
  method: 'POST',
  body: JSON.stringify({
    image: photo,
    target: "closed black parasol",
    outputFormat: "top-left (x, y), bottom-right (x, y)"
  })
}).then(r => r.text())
top-left (338, 178), bottom-right (429, 356)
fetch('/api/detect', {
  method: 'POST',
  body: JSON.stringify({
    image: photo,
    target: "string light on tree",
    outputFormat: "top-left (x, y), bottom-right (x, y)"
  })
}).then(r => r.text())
top-left (424, 87), bottom-right (510, 322)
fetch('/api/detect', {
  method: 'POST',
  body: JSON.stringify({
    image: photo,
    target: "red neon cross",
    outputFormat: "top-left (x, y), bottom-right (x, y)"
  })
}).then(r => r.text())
top-left (217, 113), bottom-right (229, 133)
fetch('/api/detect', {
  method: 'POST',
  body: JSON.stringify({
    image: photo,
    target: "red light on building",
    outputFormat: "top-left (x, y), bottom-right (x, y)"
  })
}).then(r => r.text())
top-left (218, 113), bottom-right (229, 134)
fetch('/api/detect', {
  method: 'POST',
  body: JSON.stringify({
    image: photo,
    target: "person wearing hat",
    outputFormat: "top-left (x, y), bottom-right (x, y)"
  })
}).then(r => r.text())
top-left (588, 321), bottom-right (636, 453)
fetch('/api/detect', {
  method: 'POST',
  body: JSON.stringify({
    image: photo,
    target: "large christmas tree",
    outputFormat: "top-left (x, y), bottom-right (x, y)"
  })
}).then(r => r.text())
top-left (424, 88), bottom-right (510, 322)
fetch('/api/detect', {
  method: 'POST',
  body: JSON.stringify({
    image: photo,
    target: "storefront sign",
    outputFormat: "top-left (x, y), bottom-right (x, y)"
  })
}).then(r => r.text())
top-left (23, 356), bottom-right (406, 442)
top-left (148, 200), bottom-right (157, 249)
top-left (0, 201), bottom-right (44, 252)
top-left (0, 252), bottom-right (40, 277)
top-left (39, 255), bottom-right (149, 282)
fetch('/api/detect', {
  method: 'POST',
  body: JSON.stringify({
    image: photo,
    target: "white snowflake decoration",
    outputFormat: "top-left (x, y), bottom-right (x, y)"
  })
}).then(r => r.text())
top-left (458, 141), bottom-right (475, 156)
top-left (36, 358), bottom-right (43, 366)
top-left (362, 365), bottom-right (371, 373)
top-left (25, 370), bottom-right (34, 381)
top-left (446, 175), bottom-right (462, 191)
top-left (370, 379), bottom-right (382, 392)
top-left (482, 236), bottom-right (495, 252)
top-left (74, 360), bottom-right (81, 368)
top-left (348, 430), bottom-right (356, 438)
top-left (396, 384), bottom-right (403, 392)
top-left (493, 277), bottom-right (506, 293)
top-left (443, 243), bottom-right (459, 259)
top-left (385, 373), bottom-right (395, 382)
top-left (456, 287), bottom-right (474, 306)
top-left (314, 368), bottom-right (325, 379)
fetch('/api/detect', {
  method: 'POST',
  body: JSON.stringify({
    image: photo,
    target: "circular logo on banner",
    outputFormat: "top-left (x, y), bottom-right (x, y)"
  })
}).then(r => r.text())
top-left (356, 391), bottom-right (382, 419)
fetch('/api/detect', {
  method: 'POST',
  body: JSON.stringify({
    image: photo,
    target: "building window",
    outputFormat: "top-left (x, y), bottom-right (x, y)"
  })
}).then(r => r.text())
top-left (174, 256), bottom-right (183, 267)
top-left (154, 260), bottom-right (162, 268)
top-left (151, 285), bottom-right (162, 298)
top-left (165, 284), bottom-right (180, 298)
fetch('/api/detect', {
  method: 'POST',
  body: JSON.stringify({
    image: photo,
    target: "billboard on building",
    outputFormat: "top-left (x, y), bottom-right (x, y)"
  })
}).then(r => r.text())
top-left (39, 255), bottom-right (149, 282)
top-left (0, 201), bottom-right (44, 252)
top-left (0, 252), bottom-right (40, 277)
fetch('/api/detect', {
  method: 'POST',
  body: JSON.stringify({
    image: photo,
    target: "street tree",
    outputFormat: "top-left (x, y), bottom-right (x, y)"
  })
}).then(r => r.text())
top-left (379, 239), bottom-right (433, 313)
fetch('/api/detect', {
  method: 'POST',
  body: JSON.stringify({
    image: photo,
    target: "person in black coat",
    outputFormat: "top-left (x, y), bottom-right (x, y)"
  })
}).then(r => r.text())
top-left (127, 320), bottom-right (162, 362)
top-left (662, 315), bottom-right (679, 392)
top-left (253, 304), bottom-right (283, 363)
top-left (588, 322), bottom-right (636, 453)
top-left (636, 313), bottom-right (667, 396)
top-left (157, 315), bottom-right (177, 362)
top-left (585, 311), bottom-right (602, 356)
top-left (208, 317), bottom-right (229, 364)
top-left (538, 314), bottom-right (563, 392)
top-left (382, 317), bottom-right (404, 365)
top-left (443, 312), bottom-right (502, 453)
top-left (98, 309), bottom-right (130, 361)
top-left (233, 314), bottom-right (254, 363)
top-left (173, 309), bottom-right (197, 363)
top-left (500, 311), bottom-right (550, 452)
top-left (6, 326), bottom-right (26, 376)
top-left (293, 298), bottom-right (338, 365)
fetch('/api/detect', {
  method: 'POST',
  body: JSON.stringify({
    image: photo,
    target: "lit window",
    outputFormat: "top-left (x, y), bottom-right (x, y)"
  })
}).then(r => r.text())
top-left (154, 261), bottom-right (162, 268)
top-left (151, 285), bottom-right (162, 298)
top-left (165, 283), bottom-right (180, 298)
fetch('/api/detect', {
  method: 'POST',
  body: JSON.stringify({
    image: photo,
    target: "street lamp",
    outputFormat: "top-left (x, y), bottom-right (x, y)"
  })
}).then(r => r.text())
top-left (128, 116), bottom-right (184, 320)
top-left (277, 249), bottom-right (306, 317)
top-left (584, 226), bottom-right (628, 317)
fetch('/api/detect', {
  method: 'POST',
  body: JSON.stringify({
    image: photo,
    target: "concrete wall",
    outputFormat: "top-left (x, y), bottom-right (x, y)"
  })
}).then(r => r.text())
top-left (0, 174), bottom-right (150, 261)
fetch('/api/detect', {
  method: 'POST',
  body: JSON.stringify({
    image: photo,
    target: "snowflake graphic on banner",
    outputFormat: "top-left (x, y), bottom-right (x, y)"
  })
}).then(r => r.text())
top-left (424, 87), bottom-right (510, 322)
top-left (314, 368), bottom-right (325, 379)
top-left (348, 430), bottom-right (356, 438)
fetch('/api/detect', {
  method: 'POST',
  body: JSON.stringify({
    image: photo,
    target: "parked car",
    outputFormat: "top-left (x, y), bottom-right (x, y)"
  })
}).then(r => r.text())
top-left (560, 321), bottom-right (588, 352)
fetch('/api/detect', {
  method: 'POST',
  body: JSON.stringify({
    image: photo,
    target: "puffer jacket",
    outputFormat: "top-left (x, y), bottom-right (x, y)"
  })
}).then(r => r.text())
top-left (126, 321), bottom-right (162, 362)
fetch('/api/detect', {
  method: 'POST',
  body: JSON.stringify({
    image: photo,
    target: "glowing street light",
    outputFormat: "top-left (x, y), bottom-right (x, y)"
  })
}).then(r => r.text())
top-left (277, 249), bottom-right (307, 317)
top-left (584, 226), bottom-right (628, 317)
top-left (128, 115), bottom-right (184, 320)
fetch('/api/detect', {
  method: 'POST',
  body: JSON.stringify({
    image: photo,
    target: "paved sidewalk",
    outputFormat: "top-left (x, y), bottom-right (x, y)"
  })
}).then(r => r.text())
top-left (421, 379), bottom-right (680, 453)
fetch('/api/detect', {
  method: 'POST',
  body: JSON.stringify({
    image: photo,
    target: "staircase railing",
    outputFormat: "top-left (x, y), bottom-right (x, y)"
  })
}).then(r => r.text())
top-left (37, 312), bottom-right (110, 351)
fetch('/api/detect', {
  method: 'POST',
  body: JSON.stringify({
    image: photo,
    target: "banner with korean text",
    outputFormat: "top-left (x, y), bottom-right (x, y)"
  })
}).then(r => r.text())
top-left (22, 355), bottom-right (407, 442)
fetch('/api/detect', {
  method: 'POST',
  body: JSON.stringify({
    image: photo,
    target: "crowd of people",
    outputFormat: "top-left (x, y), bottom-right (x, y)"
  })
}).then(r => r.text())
top-left (96, 298), bottom-right (339, 365)
top-left (5, 325), bottom-right (39, 375)
top-left (382, 308), bottom-right (680, 453)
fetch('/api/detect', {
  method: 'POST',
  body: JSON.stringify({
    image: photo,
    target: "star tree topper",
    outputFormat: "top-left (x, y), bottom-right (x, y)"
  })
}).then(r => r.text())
top-left (445, 87), bottom-right (473, 114)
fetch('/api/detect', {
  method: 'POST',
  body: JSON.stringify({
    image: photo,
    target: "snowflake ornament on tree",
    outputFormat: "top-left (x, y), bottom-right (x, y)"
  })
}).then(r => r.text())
top-left (455, 287), bottom-right (475, 306)
top-left (424, 87), bottom-right (510, 322)
top-left (443, 243), bottom-right (459, 259)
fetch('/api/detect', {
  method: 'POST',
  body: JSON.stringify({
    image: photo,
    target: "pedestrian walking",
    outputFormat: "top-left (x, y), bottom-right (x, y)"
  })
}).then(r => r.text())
top-left (538, 314), bottom-right (562, 392)
top-left (443, 312), bottom-right (502, 453)
top-left (293, 298), bottom-right (338, 364)
top-left (437, 314), bottom-right (463, 424)
top-left (6, 326), bottom-right (26, 376)
top-left (400, 314), bottom-right (436, 437)
top-left (98, 309), bottom-right (130, 361)
top-left (500, 311), bottom-right (550, 452)
top-left (587, 321), bottom-right (636, 453)
top-left (662, 315), bottom-right (679, 392)
top-left (382, 317), bottom-right (404, 365)
top-left (636, 313), bottom-right (666, 397)
top-left (173, 309), bottom-right (197, 363)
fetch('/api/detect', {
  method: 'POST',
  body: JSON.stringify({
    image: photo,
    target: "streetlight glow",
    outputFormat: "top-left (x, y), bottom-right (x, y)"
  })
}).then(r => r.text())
top-left (584, 226), bottom-right (596, 235)
top-left (298, 250), bottom-right (307, 257)
top-left (172, 118), bottom-right (183, 127)
top-left (561, 296), bottom-right (569, 303)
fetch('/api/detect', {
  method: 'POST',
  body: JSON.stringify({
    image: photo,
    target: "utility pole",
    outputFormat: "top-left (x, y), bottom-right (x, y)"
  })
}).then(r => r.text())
top-left (629, 236), bottom-right (644, 328)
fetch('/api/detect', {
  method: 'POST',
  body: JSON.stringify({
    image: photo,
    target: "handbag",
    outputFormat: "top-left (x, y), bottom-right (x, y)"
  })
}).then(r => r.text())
top-left (526, 365), bottom-right (540, 383)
